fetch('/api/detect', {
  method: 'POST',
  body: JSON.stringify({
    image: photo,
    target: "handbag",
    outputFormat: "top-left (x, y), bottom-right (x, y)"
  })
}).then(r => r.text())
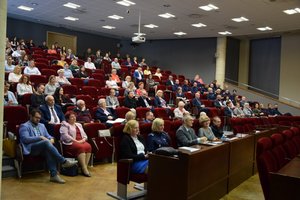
top-left (60, 158), bottom-right (78, 176)
top-left (154, 147), bottom-right (179, 157)
top-left (3, 138), bottom-right (16, 158)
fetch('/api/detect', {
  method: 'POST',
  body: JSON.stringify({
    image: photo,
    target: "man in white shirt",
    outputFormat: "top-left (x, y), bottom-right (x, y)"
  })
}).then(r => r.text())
top-left (111, 58), bottom-right (121, 70)
top-left (84, 57), bottom-right (96, 70)
top-left (24, 60), bottom-right (41, 75)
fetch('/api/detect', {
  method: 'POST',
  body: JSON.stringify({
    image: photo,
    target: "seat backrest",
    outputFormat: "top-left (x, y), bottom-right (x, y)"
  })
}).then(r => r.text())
top-left (4, 106), bottom-right (29, 133)
top-left (153, 108), bottom-right (169, 120)
top-left (135, 107), bottom-right (150, 120)
top-left (84, 123), bottom-right (107, 138)
top-left (282, 130), bottom-right (298, 158)
top-left (270, 133), bottom-right (288, 168)
top-left (256, 137), bottom-right (278, 200)
top-left (115, 107), bottom-right (130, 118)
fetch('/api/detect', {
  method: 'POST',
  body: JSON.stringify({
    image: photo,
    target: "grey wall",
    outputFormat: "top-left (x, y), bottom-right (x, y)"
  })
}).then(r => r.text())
top-left (6, 17), bottom-right (120, 56)
top-left (225, 37), bottom-right (240, 85)
top-left (120, 38), bottom-right (217, 82)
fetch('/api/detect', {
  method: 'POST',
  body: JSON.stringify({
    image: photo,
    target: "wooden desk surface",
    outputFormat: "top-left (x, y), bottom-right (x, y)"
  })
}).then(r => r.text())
top-left (277, 157), bottom-right (300, 178)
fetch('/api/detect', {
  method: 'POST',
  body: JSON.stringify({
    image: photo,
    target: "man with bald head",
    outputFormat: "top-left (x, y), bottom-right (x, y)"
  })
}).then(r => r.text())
top-left (40, 95), bottom-right (65, 135)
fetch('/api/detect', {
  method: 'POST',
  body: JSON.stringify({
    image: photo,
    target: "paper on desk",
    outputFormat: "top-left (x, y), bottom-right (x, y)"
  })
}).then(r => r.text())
top-left (179, 146), bottom-right (200, 152)
top-left (107, 118), bottom-right (125, 124)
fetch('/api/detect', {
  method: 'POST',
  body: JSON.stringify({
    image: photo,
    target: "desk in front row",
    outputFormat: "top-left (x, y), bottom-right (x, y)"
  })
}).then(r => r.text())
top-left (270, 157), bottom-right (300, 200)
top-left (148, 143), bottom-right (230, 200)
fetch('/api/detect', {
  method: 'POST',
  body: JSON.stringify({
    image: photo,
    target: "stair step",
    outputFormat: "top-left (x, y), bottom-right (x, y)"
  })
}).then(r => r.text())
top-left (2, 165), bottom-right (17, 178)
top-left (2, 155), bottom-right (15, 166)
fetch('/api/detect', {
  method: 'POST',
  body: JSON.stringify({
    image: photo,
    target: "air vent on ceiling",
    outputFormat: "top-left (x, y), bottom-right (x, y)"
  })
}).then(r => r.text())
top-left (224, 25), bottom-right (238, 30)
top-left (187, 14), bottom-right (204, 19)
top-left (72, 9), bottom-right (87, 14)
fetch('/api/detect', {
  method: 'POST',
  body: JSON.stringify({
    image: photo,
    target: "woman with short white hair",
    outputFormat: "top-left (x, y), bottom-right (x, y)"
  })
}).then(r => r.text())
top-left (147, 118), bottom-right (171, 152)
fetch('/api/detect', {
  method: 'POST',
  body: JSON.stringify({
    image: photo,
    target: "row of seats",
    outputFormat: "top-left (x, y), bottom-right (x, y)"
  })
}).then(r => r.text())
top-left (256, 126), bottom-right (300, 200)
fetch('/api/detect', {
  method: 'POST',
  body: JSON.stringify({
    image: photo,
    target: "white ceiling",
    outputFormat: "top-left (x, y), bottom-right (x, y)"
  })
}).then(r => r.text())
top-left (7, 0), bottom-right (300, 40)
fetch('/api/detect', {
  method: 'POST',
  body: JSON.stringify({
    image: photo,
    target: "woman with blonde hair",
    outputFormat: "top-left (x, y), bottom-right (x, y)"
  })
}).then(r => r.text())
top-left (16, 74), bottom-right (33, 97)
top-left (198, 116), bottom-right (218, 141)
top-left (45, 75), bottom-right (59, 95)
top-left (8, 65), bottom-right (22, 83)
top-left (147, 118), bottom-right (171, 152)
top-left (120, 120), bottom-right (148, 173)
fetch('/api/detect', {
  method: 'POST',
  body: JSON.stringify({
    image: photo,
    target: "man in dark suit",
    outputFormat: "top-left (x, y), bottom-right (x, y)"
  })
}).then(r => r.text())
top-left (166, 75), bottom-right (174, 87)
top-left (214, 95), bottom-right (223, 109)
top-left (95, 98), bottom-right (115, 127)
top-left (124, 91), bottom-right (137, 109)
top-left (133, 66), bottom-right (144, 84)
top-left (40, 95), bottom-right (65, 135)
top-left (176, 115), bottom-right (207, 147)
top-left (172, 79), bottom-right (181, 92)
top-left (224, 101), bottom-right (235, 118)
top-left (192, 92), bottom-right (208, 116)
top-left (137, 91), bottom-right (152, 108)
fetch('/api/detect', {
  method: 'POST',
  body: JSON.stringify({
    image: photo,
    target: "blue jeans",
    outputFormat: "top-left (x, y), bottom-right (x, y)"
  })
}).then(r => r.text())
top-left (30, 140), bottom-right (65, 177)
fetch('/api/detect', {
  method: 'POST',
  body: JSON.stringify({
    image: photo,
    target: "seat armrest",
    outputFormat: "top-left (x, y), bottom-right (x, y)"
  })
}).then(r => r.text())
top-left (16, 144), bottom-right (24, 162)
top-left (90, 138), bottom-right (99, 152)
top-left (117, 159), bottom-right (134, 185)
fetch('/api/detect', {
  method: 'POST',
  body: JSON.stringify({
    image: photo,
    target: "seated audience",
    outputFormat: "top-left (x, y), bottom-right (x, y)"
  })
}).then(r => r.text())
top-left (124, 82), bottom-right (136, 96)
top-left (253, 103), bottom-right (264, 117)
top-left (77, 65), bottom-right (90, 82)
top-left (133, 66), bottom-right (144, 84)
top-left (182, 80), bottom-right (190, 93)
top-left (45, 75), bottom-right (59, 95)
top-left (19, 109), bottom-right (78, 184)
top-left (60, 112), bottom-right (92, 177)
top-left (19, 54), bottom-right (30, 67)
top-left (24, 60), bottom-right (41, 75)
top-left (154, 68), bottom-right (162, 79)
top-left (124, 57), bottom-right (133, 67)
top-left (224, 101), bottom-right (236, 118)
top-left (5, 56), bottom-right (15, 72)
top-left (147, 118), bottom-right (171, 152)
top-left (111, 58), bottom-right (121, 70)
top-left (146, 74), bottom-right (158, 93)
top-left (133, 56), bottom-right (138, 65)
top-left (73, 100), bottom-right (93, 123)
top-left (111, 69), bottom-right (121, 83)
top-left (154, 90), bottom-right (169, 108)
top-left (106, 75), bottom-right (119, 90)
top-left (56, 69), bottom-right (71, 85)
top-left (123, 111), bottom-right (137, 124)
top-left (194, 74), bottom-right (204, 85)
top-left (94, 50), bottom-right (102, 68)
top-left (214, 95), bottom-right (223, 108)
top-left (192, 92), bottom-right (208, 115)
top-left (199, 116), bottom-right (218, 141)
top-left (239, 96), bottom-right (247, 108)
top-left (174, 101), bottom-right (189, 120)
top-left (190, 82), bottom-right (199, 94)
top-left (124, 91), bottom-right (137, 109)
top-left (31, 84), bottom-right (46, 110)
top-left (66, 48), bottom-right (77, 60)
top-left (175, 87), bottom-right (187, 102)
top-left (53, 87), bottom-right (73, 112)
top-left (63, 63), bottom-right (73, 79)
top-left (143, 66), bottom-right (151, 76)
top-left (243, 102), bottom-right (255, 117)
top-left (40, 95), bottom-right (66, 135)
top-left (39, 41), bottom-right (48, 50)
top-left (84, 57), bottom-right (96, 70)
top-left (233, 102), bottom-right (245, 117)
top-left (120, 120), bottom-right (148, 173)
top-left (106, 89), bottom-right (120, 109)
top-left (172, 79), bottom-right (181, 92)
top-left (207, 88), bottom-right (216, 100)
top-left (273, 103), bottom-right (283, 116)
top-left (4, 81), bottom-right (18, 106)
top-left (137, 90), bottom-right (152, 108)
top-left (8, 65), bottom-right (22, 83)
top-left (69, 60), bottom-right (80, 73)
top-left (57, 55), bottom-right (67, 67)
top-left (122, 76), bottom-right (133, 89)
top-left (47, 44), bottom-right (57, 54)
top-left (136, 82), bottom-right (146, 97)
top-left (103, 53), bottom-right (112, 62)
top-left (139, 58), bottom-right (147, 67)
top-left (166, 75), bottom-right (174, 86)
top-left (176, 115), bottom-right (207, 147)
top-left (143, 111), bottom-right (155, 123)
top-left (17, 75), bottom-right (33, 97)
top-left (210, 116), bottom-right (224, 139)
top-left (95, 98), bottom-right (115, 125)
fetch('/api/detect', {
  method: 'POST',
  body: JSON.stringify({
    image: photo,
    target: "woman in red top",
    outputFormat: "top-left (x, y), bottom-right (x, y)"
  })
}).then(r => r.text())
top-left (48, 44), bottom-right (57, 55)
top-left (60, 112), bottom-right (92, 177)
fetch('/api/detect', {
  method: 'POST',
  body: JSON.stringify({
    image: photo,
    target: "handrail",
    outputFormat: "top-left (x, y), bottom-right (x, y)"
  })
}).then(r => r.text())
top-left (224, 78), bottom-right (300, 108)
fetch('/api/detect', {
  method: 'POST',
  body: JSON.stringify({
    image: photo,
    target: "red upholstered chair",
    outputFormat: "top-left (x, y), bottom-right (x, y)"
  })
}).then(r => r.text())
top-left (84, 123), bottom-right (114, 163)
top-left (207, 107), bottom-right (219, 118)
top-left (81, 86), bottom-right (98, 99)
top-left (115, 107), bottom-right (131, 118)
top-left (29, 75), bottom-right (47, 87)
top-left (107, 159), bottom-right (147, 199)
top-left (184, 92), bottom-right (194, 101)
top-left (270, 133), bottom-right (289, 168)
top-left (90, 73), bottom-right (105, 81)
top-left (69, 78), bottom-right (85, 89)
top-left (290, 127), bottom-right (300, 151)
top-left (135, 107), bottom-right (150, 120)
top-left (117, 96), bottom-right (125, 107)
top-left (40, 69), bottom-right (56, 79)
top-left (20, 93), bottom-right (32, 112)
top-left (35, 58), bottom-right (48, 65)
top-left (14, 126), bottom-right (46, 178)
top-left (201, 99), bottom-right (213, 107)
top-left (88, 79), bottom-right (105, 88)
top-left (139, 123), bottom-right (152, 141)
top-left (282, 130), bottom-right (299, 158)
top-left (153, 108), bottom-right (170, 120)
top-left (256, 137), bottom-right (279, 200)
top-left (4, 106), bottom-right (29, 133)
top-left (157, 85), bottom-right (166, 91)
top-left (76, 95), bottom-right (96, 110)
top-left (98, 87), bottom-right (111, 96)
top-left (62, 85), bottom-right (78, 97)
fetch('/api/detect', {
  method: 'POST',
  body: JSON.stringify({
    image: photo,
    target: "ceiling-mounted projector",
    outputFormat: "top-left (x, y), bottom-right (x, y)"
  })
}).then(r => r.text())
top-left (132, 36), bottom-right (146, 43)
top-left (132, 11), bottom-right (146, 43)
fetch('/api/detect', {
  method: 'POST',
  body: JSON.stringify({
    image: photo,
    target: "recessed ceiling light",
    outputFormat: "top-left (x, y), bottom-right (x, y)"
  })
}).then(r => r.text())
top-left (232, 17), bottom-right (249, 22)
top-left (116, 0), bottom-right (135, 7)
top-left (158, 13), bottom-right (175, 19)
top-left (144, 24), bottom-right (158, 28)
top-left (108, 15), bottom-right (124, 20)
top-left (17, 5), bottom-right (34, 11)
top-left (102, 25), bottom-right (116, 29)
top-left (199, 4), bottom-right (219, 11)
top-left (134, 33), bottom-right (146, 36)
top-left (31, 3), bottom-right (38, 6)
top-left (283, 8), bottom-right (300, 15)
top-left (63, 2), bottom-right (81, 9)
top-left (191, 23), bottom-right (207, 28)
top-left (64, 16), bottom-right (79, 21)
top-left (218, 31), bottom-right (232, 35)
top-left (174, 32), bottom-right (187, 36)
top-left (257, 26), bottom-right (272, 31)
